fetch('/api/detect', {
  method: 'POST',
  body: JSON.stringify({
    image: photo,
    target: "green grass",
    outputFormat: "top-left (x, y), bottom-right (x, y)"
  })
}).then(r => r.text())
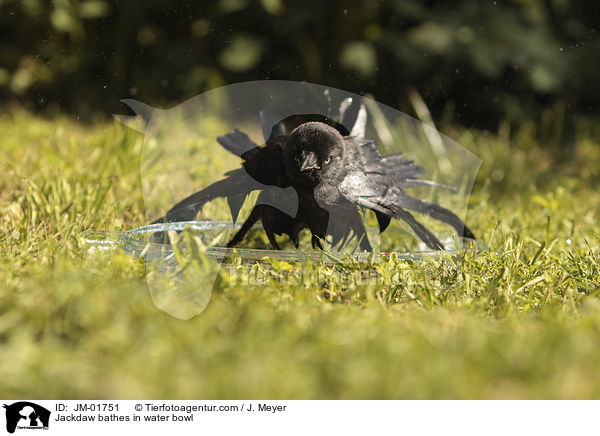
top-left (1, 109), bottom-right (600, 399)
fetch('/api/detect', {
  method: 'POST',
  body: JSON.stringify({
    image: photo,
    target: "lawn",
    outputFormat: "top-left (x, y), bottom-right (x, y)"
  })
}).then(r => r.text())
top-left (1, 109), bottom-right (599, 399)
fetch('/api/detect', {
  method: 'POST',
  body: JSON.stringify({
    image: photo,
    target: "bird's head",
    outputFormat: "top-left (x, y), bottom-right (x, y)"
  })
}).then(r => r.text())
top-left (286, 122), bottom-right (346, 184)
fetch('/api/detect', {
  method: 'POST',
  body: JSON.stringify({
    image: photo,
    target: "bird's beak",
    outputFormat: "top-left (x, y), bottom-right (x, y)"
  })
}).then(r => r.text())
top-left (300, 151), bottom-right (319, 171)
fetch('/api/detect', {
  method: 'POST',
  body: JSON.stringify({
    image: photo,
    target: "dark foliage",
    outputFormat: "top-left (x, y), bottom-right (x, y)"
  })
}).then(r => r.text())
top-left (1, 0), bottom-right (598, 134)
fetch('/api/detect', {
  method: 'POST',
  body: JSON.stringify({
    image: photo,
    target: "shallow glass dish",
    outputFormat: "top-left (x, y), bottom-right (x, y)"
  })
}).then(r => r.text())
top-left (85, 220), bottom-right (482, 265)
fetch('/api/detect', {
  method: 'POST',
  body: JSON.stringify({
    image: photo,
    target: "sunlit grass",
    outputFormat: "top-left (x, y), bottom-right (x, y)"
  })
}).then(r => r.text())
top-left (1, 109), bottom-right (599, 399)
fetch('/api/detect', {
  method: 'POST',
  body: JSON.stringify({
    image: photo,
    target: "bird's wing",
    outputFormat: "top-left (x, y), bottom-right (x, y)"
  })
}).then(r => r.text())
top-left (348, 138), bottom-right (394, 233)
top-left (216, 129), bottom-right (259, 157)
top-left (339, 165), bottom-right (475, 249)
top-left (379, 188), bottom-right (476, 240)
top-left (155, 130), bottom-right (291, 224)
top-left (382, 154), bottom-right (456, 190)
top-left (352, 136), bottom-right (455, 189)
top-left (153, 168), bottom-right (262, 223)
top-left (338, 137), bottom-right (476, 249)
top-left (240, 134), bottom-right (289, 188)
top-left (338, 172), bottom-right (445, 250)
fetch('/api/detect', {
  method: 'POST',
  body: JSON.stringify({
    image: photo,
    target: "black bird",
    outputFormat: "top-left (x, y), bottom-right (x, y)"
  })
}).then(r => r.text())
top-left (281, 121), bottom-right (476, 250)
top-left (153, 100), bottom-right (475, 251)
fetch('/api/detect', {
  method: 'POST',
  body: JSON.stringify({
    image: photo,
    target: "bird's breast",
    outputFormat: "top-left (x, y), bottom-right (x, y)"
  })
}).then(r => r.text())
top-left (313, 181), bottom-right (342, 208)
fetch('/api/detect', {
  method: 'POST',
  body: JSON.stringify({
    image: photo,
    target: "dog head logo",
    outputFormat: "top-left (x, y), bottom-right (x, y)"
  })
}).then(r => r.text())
top-left (3, 402), bottom-right (50, 433)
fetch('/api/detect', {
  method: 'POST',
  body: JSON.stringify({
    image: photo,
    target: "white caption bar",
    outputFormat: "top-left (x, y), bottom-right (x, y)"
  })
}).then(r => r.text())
top-left (1, 400), bottom-right (596, 435)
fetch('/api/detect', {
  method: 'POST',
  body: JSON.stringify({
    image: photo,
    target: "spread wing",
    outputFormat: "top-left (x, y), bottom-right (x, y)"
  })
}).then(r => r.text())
top-left (153, 132), bottom-right (291, 224)
top-left (338, 137), bottom-right (475, 250)
top-left (337, 165), bottom-right (445, 250)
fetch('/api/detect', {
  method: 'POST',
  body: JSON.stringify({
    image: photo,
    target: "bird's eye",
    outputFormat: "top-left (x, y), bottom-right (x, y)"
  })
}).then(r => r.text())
top-left (323, 157), bottom-right (331, 165)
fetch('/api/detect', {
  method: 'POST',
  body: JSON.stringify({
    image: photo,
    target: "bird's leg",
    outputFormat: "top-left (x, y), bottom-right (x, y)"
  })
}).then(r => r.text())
top-left (326, 205), bottom-right (373, 252)
top-left (291, 222), bottom-right (302, 248)
top-left (260, 204), bottom-right (302, 249)
top-left (227, 205), bottom-right (264, 248)
top-left (352, 222), bottom-right (372, 252)
top-left (311, 235), bottom-right (323, 250)
top-left (228, 204), bottom-right (301, 250)
top-left (347, 209), bottom-right (372, 252)
top-left (304, 201), bottom-right (328, 251)
top-left (264, 225), bottom-right (281, 250)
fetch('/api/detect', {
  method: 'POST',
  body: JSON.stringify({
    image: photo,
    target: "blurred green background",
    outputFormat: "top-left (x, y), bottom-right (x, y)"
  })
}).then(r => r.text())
top-left (1, 0), bottom-right (599, 138)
